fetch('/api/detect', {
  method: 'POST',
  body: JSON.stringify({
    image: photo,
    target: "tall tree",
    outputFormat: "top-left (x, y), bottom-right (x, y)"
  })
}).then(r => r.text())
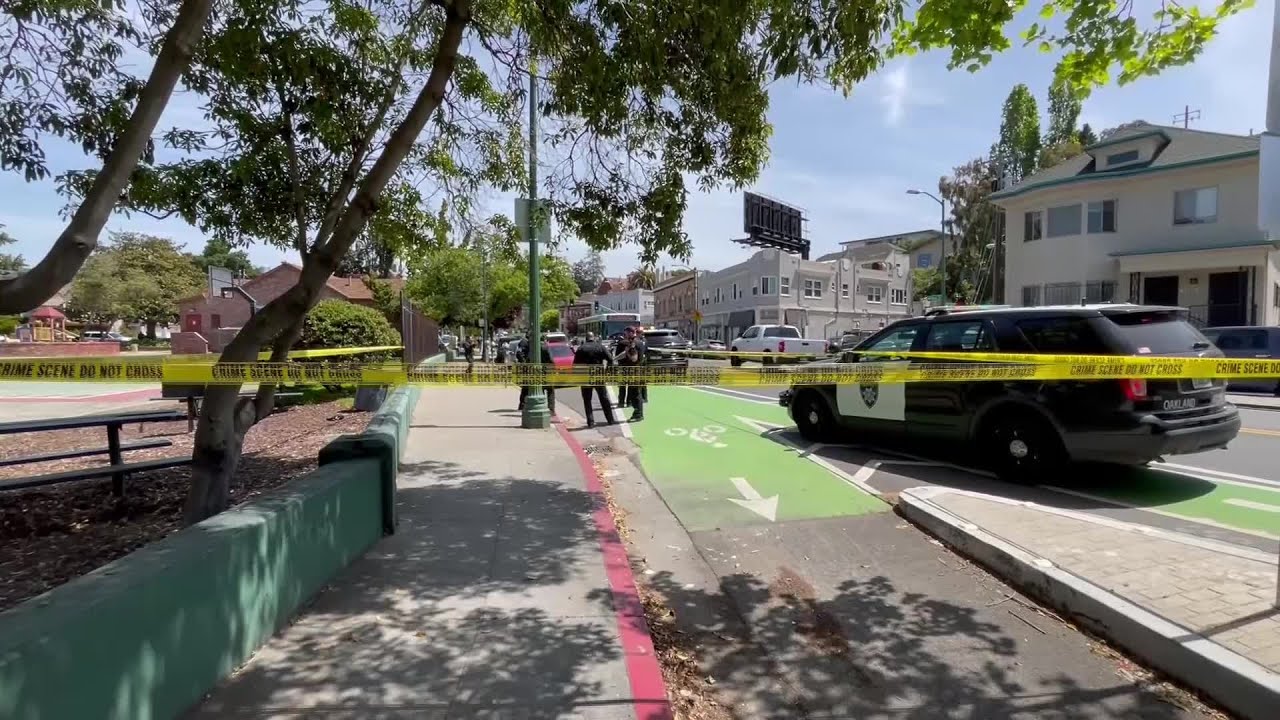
top-left (571, 251), bottom-right (606, 295)
top-left (54, 0), bottom-right (1254, 523)
top-left (626, 264), bottom-right (657, 290)
top-left (919, 158), bottom-right (1004, 304)
top-left (994, 84), bottom-right (1041, 183)
top-left (195, 237), bottom-right (261, 278)
top-left (1045, 81), bottom-right (1082, 146)
top-left (0, 0), bottom-right (217, 313)
top-left (1078, 123), bottom-right (1098, 146)
top-left (0, 226), bottom-right (25, 275)
top-left (66, 232), bottom-right (205, 336)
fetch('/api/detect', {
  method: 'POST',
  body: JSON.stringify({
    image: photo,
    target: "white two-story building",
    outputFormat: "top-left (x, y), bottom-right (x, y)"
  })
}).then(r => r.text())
top-left (994, 122), bottom-right (1280, 328)
top-left (698, 244), bottom-right (912, 342)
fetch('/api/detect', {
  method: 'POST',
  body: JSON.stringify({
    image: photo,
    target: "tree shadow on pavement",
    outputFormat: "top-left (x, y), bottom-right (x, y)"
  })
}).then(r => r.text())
top-left (613, 566), bottom-right (1194, 720)
top-left (190, 459), bottom-right (635, 719)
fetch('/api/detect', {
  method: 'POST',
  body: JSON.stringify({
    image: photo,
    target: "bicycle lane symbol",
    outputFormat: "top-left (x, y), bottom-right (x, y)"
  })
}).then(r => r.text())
top-left (665, 424), bottom-right (728, 448)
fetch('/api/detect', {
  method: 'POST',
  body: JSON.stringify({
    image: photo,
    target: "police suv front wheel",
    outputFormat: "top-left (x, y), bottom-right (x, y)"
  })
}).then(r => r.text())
top-left (980, 410), bottom-right (1064, 483)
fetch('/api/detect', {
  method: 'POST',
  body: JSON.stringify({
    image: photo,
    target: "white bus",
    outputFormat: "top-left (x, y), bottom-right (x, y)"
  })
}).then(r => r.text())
top-left (577, 312), bottom-right (641, 343)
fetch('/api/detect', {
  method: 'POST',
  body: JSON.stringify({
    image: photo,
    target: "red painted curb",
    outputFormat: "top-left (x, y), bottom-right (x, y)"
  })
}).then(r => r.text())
top-left (554, 422), bottom-right (674, 720)
top-left (0, 388), bottom-right (160, 404)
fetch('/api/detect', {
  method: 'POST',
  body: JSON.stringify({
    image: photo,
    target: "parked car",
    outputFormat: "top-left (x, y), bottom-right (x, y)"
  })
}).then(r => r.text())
top-left (545, 341), bottom-right (575, 368)
top-left (694, 340), bottom-right (726, 351)
top-left (80, 330), bottom-right (132, 346)
top-left (642, 328), bottom-right (691, 369)
top-left (779, 305), bottom-right (1240, 481)
top-left (544, 332), bottom-right (569, 345)
top-left (729, 324), bottom-right (825, 366)
top-left (1200, 325), bottom-right (1280, 395)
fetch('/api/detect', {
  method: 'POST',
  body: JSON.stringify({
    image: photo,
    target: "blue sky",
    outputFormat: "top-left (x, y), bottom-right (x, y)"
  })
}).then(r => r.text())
top-left (1, 2), bottom-right (1272, 278)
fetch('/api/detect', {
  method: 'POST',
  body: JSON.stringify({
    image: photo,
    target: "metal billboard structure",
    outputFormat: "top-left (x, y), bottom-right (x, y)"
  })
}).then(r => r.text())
top-left (732, 191), bottom-right (810, 259)
top-left (207, 266), bottom-right (235, 296)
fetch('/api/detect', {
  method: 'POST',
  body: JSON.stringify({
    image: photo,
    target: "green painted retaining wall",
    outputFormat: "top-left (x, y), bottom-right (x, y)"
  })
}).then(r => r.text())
top-left (0, 385), bottom-right (422, 720)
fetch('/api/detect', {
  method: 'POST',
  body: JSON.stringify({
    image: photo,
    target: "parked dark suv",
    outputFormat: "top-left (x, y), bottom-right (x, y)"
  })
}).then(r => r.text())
top-left (1200, 325), bottom-right (1280, 395)
top-left (643, 329), bottom-right (691, 369)
top-left (779, 305), bottom-right (1241, 480)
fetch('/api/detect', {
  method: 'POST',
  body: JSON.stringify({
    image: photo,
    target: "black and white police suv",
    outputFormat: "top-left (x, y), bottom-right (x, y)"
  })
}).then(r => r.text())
top-left (778, 304), bottom-right (1242, 481)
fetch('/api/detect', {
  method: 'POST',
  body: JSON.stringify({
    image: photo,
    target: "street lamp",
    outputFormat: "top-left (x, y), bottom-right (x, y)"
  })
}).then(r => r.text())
top-left (907, 189), bottom-right (947, 304)
top-left (520, 58), bottom-right (551, 429)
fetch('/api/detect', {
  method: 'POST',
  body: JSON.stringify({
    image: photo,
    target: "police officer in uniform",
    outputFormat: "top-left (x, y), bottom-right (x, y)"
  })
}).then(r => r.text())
top-left (517, 339), bottom-right (556, 416)
top-left (573, 332), bottom-right (616, 427)
top-left (614, 326), bottom-right (646, 422)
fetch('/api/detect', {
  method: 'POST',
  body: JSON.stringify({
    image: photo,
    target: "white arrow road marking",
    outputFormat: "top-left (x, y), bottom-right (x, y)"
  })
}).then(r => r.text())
top-left (733, 415), bottom-right (788, 434)
top-left (1224, 498), bottom-right (1280, 513)
top-left (727, 476), bottom-right (779, 521)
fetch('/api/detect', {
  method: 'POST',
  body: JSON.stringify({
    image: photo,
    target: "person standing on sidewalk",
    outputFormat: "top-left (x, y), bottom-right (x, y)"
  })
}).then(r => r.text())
top-left (462, 337), bottom-right (475, 374)
top-left (516, 340), bottom-right (557, 416)
top-left (573, 332), bottom-right (616, 427)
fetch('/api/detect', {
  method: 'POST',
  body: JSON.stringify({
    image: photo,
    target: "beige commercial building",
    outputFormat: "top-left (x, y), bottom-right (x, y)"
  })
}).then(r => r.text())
top-left (993, 123), bottom-right (1279, 327)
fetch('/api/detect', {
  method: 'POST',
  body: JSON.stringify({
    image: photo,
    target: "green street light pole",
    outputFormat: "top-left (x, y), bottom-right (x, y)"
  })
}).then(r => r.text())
top-left (521, 58), bottom-right (551, 429)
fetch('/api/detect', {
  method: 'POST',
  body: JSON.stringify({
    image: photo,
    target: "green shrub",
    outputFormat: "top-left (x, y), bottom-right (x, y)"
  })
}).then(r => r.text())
top-left (0, 315), bottom-right (18, 335)
top-left (297, 300), bottom-right (401, 362)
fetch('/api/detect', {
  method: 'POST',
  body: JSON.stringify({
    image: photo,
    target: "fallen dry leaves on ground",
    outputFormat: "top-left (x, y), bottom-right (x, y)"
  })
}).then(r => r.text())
top-left (0, 400), bottom-right (370, 611)
top-left (585, 443), bottom-right (735, 720)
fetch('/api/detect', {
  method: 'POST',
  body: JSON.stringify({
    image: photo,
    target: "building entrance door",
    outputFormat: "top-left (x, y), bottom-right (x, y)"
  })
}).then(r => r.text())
top-left (1142, 275), bottom-right (1179, 306)
top-left (1207, 270), bottom-right (1248, 326)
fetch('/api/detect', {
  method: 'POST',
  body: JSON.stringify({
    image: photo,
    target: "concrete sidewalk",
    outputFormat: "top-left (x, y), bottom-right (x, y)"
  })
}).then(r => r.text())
top-left (1228, 393), bottom-right (1280, 411)
top-left (189, 387), bottom-right (670, 720)
top-left (901, 486), bottom-right (1280, 720)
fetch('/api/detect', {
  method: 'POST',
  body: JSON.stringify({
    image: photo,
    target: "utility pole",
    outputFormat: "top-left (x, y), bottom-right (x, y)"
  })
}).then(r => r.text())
top-left (521, 58), bottom-right (551, 429)
top-left (1259, 0), bottom-right (1280, 607)
top-left (1173, 105), bottom-right (1201, 129)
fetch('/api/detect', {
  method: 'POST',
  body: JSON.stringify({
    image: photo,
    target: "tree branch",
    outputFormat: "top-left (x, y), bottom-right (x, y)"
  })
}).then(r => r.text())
top-left (0, 0), bottom-right (215, 314)
top-left (313, 0), bottom-right (471, 271)
top-left (313, 1), bottom-right (434, 249)
top-left (277, 88), bottom-right (310, 255)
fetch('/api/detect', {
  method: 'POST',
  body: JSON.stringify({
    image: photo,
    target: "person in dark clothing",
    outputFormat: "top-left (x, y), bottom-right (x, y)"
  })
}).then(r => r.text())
top-left (573, 332), bottom-right (616, 427)
top-left (613, 326), bottom-right (646, 421)
top-left (461, 338), bottom-right (475, 373)
top-left (517, 341), bottom-right (557, 416)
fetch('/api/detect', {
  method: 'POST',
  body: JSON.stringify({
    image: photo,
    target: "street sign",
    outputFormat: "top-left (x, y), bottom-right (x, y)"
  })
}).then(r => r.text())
top-left (514, 198), bottom-right (552, 245)
top-left (693, 309), bottom-right (703, 322)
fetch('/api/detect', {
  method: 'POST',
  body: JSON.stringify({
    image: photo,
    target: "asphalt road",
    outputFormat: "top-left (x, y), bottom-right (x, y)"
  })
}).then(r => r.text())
top-left (559, 358), bottom-right (1280, 554)
top-left (566, 371), bottom-right (1217, 718)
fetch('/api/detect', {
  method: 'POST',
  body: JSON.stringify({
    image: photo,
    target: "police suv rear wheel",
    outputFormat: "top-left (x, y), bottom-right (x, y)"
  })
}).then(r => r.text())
top-left (981, 410), bottom-right (1063, 483)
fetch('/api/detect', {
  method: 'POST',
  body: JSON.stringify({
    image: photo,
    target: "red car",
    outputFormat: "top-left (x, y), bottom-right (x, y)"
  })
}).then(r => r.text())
top-left (546, 341), bottom-right (574, 368)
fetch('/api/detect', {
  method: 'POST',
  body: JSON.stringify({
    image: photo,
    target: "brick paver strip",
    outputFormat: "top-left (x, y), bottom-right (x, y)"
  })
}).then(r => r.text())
top-left (931, 492), bottom-right (1280, 674)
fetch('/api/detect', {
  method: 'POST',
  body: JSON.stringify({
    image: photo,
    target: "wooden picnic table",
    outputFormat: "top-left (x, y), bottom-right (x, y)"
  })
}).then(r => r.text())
top-left (0, 409), bottom-right (190, 496)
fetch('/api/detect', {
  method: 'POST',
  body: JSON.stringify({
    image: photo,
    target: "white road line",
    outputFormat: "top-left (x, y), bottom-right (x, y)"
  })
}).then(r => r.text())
top-left (605, 386), bottom-right (633, 439)
top-left (1045, 485), bottom-right (1280, 542)
top-left (1224, 498), bottom-right (1280, 513)
top-left (683, 385), bottom-right (777, 405)
top-left (1154, 462), bottom-right (1280, 489)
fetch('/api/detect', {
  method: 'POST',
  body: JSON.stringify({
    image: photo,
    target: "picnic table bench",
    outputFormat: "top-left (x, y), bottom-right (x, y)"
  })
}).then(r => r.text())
top-left (0, 410), bottom-right (190, 496)
top-left (157, 384), bottom-right (302, 431)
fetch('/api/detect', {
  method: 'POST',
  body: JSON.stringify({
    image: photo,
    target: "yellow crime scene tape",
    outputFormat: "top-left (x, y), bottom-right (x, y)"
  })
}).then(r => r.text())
top-left (2, 354), bottom-right (1280, 386)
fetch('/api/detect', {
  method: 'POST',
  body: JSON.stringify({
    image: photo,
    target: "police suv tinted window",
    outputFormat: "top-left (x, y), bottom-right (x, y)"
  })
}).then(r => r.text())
top-left (924, 321), bottom-right (994, 352)
top-left (763, 326), bottom-right (801, 338)
top-left (1015, 316), bottom-right (1110, 354)
top-left (1103, 311), bottom-right (1210, 354)
top-left (862, 325), bottom-right (920, 353)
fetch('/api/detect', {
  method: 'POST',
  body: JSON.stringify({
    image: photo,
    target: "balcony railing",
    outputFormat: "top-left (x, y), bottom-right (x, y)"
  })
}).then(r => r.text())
top-left (1184, 303), bottom-right (1254, 329)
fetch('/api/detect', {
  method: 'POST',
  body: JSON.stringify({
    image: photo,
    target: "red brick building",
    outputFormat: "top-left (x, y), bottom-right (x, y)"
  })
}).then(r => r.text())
top-left (173, 263), bottom-right (405, 354)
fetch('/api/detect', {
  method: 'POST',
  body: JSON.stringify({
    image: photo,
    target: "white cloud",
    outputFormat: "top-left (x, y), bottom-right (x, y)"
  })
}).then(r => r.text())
top-left (875, 62), bottom-right (944, 127)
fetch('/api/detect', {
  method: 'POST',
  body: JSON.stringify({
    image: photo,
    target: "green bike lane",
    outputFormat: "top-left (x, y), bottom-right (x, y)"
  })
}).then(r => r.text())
top-left (627, 387), bottom-right (887, 532)
top-left (631, 385), bottom-right (1280, 545)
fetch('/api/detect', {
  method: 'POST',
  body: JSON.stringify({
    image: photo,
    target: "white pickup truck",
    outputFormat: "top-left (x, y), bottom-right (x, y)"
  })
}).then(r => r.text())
top-left (729, 324), bottom-right (826, 366)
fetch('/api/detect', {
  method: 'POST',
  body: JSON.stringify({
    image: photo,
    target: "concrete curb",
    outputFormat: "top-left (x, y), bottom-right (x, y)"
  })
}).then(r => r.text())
top-left (898, 486), bottom-right (1279, 720)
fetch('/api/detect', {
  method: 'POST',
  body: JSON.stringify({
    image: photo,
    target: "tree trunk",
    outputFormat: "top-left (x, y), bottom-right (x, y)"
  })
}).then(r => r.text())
top-left (145, 320), bottom-right (157, 339)
top-left (180, 0), bottom-right (472, 525)
top-left (0, 0), bottom-right (214, 314)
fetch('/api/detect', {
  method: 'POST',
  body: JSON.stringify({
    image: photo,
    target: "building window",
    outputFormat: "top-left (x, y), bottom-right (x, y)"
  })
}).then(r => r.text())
top-left (1087, 200), bottom-right (1117, 233)
top-left (1046, 204), bottom-right (1082, 237)
top-left (779, 276), bottom-right (791, 296)
top-left (1044, 281), bottom-right (1082, 305)
top-left (1021, 285), bottom-right (1041, 307)
top-left (760, 276), bottom-right (774, 295)
top-left (1085, 281), bottom-right (1116, 303)
top-left (1106, 149), bottom-right (1139, 166)
top-left (917, 252), bottom-right (933, 268)
top-left (211, 314), bottom-right (222, 328)
top-left (1023, 211), bottom-right (1043, 242)
top-left (1174, 187), bottom-right (1218, 225)
top-left (890, 288), bottom-right (907, 305)
top-left (841, 283), bottom-right (849, 298)
top-left (732, 282), bottom-right (738, 299)
top-left (866, 285), bottom-right (883, 303)
top-left (802, 279), bottom-right (822, 299)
